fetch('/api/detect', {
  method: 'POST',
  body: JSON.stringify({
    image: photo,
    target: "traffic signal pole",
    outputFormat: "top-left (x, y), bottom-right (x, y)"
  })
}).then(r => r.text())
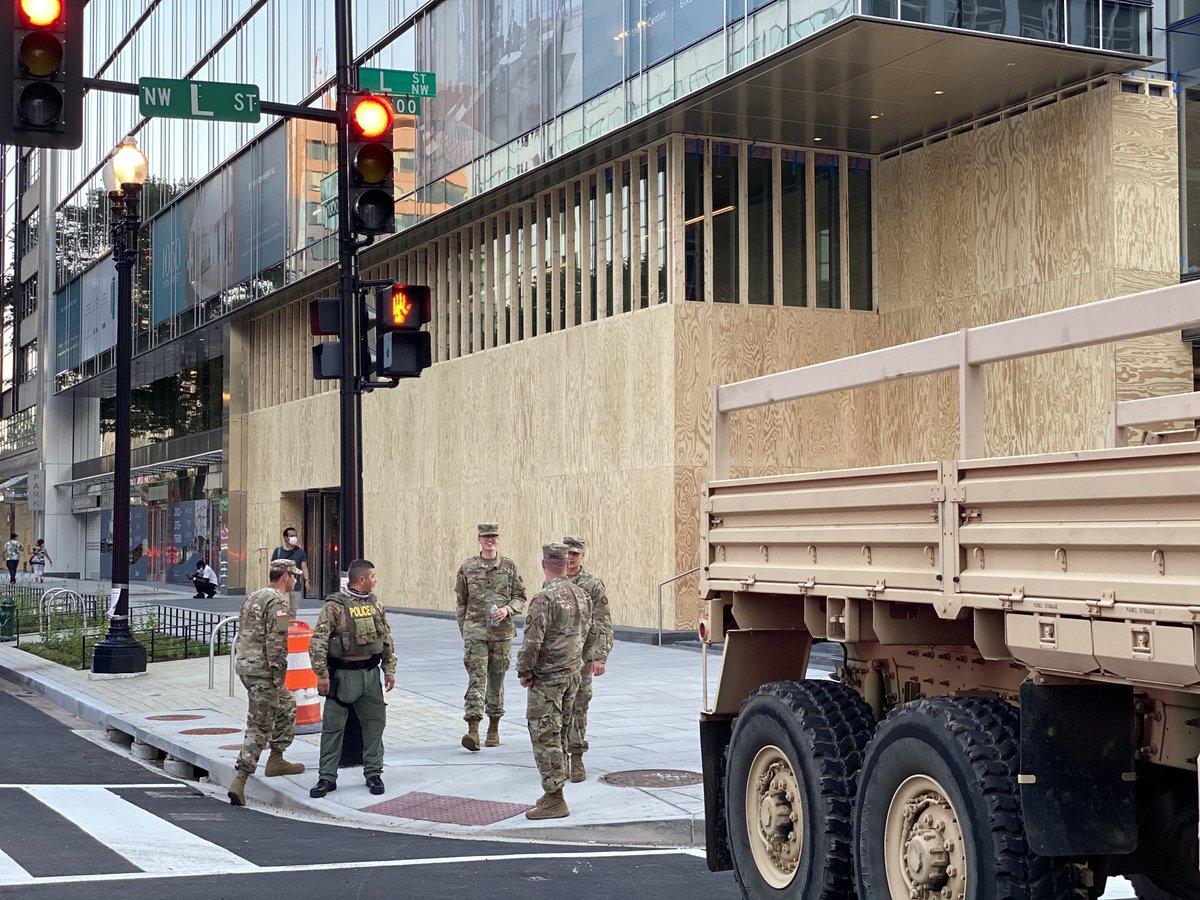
top-left (334, 0), bottom-right (364, 573)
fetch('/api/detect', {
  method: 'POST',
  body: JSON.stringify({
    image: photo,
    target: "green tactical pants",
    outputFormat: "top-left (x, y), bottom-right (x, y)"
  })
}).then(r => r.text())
top-left (317, 666), bottom-right (387, 780)
top-left (463, 638), bottom-right (511, 722)
top-left (527, 672), bottom-right (581, 793)
top-left (564, 663), bottom-right (594, 755)
top-left (237, 675), bottom-right (296, 775)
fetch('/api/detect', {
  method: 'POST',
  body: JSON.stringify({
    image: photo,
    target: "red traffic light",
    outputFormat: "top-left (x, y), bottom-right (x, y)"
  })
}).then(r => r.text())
top-left (351, 95), bottom-right (392, 139)
top-left (19, 0), bottom-right (62, 26)
top-left (378, 284), bottom-right (431, 330)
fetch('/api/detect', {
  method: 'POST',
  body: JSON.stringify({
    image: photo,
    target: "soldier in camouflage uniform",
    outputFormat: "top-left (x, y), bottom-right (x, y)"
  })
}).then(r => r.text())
top-left (517, 542), bottom-right (589, 820)
top-left (562, 535), bottom-right (613, 783)
top-left (228, 558), bottom-right (306, 806)
top-left (455, 522), bottom-right (527, 751)
top-left (307, 559), bottom-right (397, 799)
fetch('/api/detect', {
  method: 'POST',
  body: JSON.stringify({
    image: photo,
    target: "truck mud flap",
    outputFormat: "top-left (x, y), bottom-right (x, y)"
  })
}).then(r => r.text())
top-left (699, 714), bottom-right (734, 872)
top-left (1019, 681), bottom-right (1137, 856)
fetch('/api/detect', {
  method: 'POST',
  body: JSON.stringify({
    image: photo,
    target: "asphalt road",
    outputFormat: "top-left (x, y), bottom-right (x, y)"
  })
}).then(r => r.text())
top-left (0, 679), bottom-right (739, 899)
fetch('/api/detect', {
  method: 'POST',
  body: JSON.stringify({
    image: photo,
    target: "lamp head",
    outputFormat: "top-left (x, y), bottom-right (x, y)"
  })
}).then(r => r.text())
top-left (108, 137), bottom-right (148, 190)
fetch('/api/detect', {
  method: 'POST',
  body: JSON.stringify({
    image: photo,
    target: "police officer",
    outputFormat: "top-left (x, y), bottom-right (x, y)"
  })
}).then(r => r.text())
top-left (517, 542), bottom-right (588, 820)
top-left (562, 535), bottom-right (613, 783)
top-left (455, 522), bottom-right (527, 751)
top-left (228, 558), bottom-right (306, 806)
top-left (307, 559), bottom-right (397, 798)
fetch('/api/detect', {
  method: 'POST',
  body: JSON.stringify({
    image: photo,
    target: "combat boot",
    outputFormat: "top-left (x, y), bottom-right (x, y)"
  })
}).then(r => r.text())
top-left (461, 718), bottom-right (481, 752)
top-left (485, 716), bottom-right (501, 747)
top-left (569, 753), bottom-right (586, 783)
top-left (228, 771), bottom-right (248, 806)
top-left (525, 789), bottom-right (569, 820)
top-left (264, 750), bottom-right (305, 776)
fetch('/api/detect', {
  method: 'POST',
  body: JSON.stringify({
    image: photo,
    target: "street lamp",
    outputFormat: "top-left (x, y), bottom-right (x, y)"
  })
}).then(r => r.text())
top-left (91, 136), bottom-right (148, 677)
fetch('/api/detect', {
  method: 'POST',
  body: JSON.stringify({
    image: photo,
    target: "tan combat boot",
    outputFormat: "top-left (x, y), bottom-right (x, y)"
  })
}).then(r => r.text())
top-left (569, 753), bottom-right (586, 783)
top-left (264, 750), bottom-right (306, 776)
top-left (525, 789), bottom-right (569, 820)
top-left (461, 718), bottom-right (481, 752)
top-left (485, 716), bottom-right (501, 747)
top-left (228, 771), bottom-right (248, 806)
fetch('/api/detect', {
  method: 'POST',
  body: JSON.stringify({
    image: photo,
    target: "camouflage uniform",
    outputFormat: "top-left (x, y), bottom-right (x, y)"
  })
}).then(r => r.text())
top-left (309, 587), bottom-right (397, 782)
top-left (518, 555), bottom-right (589, 794)
top-left (455, 527), bottom-right (527, 723)
top-left (565, 558), bottom-right (613, 756)
top-left (233, 584), bottom-right (294, 775)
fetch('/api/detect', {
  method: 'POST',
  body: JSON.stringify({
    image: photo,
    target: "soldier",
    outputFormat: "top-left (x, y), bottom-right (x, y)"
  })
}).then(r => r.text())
top-left (455, 522), bottom-right (527, 751)
top-left (307, 559), bottom-right (397, 799)
top-left (562, 535), bottom-right (613, 783)
top-left (517, 542), bottom-right (589, 820)
top-left (228, 558), bottom-right (306, 806)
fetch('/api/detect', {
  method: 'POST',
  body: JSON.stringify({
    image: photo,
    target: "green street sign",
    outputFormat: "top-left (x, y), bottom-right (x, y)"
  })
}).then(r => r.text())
top-left (138, 77), bottom-right (262, 123)
top-left (359, 67), bottom-right (436, 98)
top-left (392, 96), bottom-right (422, 116)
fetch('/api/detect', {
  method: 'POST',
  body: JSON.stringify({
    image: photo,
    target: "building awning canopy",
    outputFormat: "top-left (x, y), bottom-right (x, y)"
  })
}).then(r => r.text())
top-left (64, 451), bottom-right (224, 492)
top-left (0, 474), bottom-right (27, 500)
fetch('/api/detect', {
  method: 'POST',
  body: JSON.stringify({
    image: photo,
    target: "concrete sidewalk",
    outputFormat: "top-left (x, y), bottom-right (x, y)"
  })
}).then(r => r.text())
top-left (0, 612), bottom-right (829, 846)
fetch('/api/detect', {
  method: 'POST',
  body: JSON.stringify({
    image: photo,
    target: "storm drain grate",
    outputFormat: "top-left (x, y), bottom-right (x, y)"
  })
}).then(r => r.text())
top-left (600, 769), bottom-right (703, 788)
top-left (361, 791), bottom-right (531, 825)
top-left (147, 714), bottom-right (205, 721)
top-left (179, 727), bottom-right (241, 736)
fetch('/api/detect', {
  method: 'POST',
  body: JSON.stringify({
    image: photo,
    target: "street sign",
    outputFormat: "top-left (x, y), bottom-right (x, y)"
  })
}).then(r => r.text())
top-left (26, 468), bottom-right (43, 512)
top-left (359, 67), bottom-right (436, 98)
top-left (392, 96), bottom-right (422, 116)
top-left (138, 77), bottom-right (262, 122)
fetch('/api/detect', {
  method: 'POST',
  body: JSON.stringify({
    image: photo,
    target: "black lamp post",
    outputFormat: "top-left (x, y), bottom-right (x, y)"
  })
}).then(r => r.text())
top-left (91, 137), bottom-right (148, 677)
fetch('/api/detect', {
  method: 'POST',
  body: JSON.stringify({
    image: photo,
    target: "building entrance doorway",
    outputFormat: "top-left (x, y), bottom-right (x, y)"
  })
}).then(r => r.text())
top-left (302, 489), bottom-right (340, 599)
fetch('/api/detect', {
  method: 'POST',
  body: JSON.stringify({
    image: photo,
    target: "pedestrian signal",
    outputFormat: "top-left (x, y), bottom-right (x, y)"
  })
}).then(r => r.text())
top-left (0, 0), bottom-right (83, 149)
top-left (374, 284), bottom-right (431, 379)
top-left (346, 92), bottom-right (394, 236)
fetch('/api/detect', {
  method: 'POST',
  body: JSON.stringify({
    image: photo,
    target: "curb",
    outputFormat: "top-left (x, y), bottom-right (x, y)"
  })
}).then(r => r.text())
top-left (0, 655), bottom-right (705, 848)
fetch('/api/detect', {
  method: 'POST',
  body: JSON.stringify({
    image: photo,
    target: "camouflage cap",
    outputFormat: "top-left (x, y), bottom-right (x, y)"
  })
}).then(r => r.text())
top-left (269, 558), bottom-right (302, 576)
top-left (562, 535), bottom-right (587, 553)
top-left (542, 541), bottom-right (570, 561)
top-left (477, 522), bottom-right (500, 536)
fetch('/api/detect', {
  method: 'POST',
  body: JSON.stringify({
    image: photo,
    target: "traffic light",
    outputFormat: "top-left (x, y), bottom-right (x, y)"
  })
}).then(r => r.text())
top-left (346, 92), bottom-right (394, 236)
top-left (0, 0), bottom-right (83, 150)
top-left (309, 297), bottom-right (342, 380)
top-left (374, 283), bottom-right (431, 379)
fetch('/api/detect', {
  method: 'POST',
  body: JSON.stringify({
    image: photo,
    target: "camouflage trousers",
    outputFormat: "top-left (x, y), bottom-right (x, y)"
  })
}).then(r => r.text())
top-left (564, 663), bottom-right (594, 755)
top-left (526, 672), bottom-right (581, 793)
top-left (236, 675), bottom-right (296, 775)
top-left (463, 638), bottom-right (511, 721)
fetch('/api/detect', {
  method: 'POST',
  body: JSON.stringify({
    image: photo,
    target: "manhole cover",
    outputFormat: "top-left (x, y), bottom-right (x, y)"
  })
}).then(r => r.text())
top-left (600, 769), bottom-right (703, 788)
top-left (147, 714), bottom-right (205, 721)
top-left (179, 727), bottom-right (241, 736)
top-left (362, 791), bottom-right (530, 825)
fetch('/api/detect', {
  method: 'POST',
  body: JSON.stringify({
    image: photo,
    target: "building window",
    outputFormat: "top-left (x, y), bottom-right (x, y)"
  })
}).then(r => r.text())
top-left (814, 153), bottom-right (841, 309)
top-left (17, 152), bottom-right (39, 196)
top-left (18, 340), bottom-right (37, 385)
top-left (747, 144), bottom-right (775, 305)
top-left (711, 142), bottom-right (740, 304)
top-left (684, 140), bottom-right (705, 301)
top-left (17, 210), bottom-right (39, 260)
top-left (780, 149), bottom-right (808, 307)
top-left (848, 157), bottom-right (874, 311)
top-left (18, 276), bottom-right (37, 320)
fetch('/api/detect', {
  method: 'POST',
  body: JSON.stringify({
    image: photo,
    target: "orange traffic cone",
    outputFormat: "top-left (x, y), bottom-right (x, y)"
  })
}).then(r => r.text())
top-left (286, 621), bottom-right (322, 734)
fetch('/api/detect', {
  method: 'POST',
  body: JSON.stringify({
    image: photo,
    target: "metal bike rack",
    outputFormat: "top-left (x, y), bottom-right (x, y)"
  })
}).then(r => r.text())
top-left (657, 566), bottom-right (700, 647)
top-left (208, 616), bottom-right (239, 697)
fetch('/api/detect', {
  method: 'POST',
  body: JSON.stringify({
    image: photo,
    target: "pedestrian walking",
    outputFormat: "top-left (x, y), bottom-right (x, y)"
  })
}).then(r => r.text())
top-left (454, 522), bottom-right (527, 751)
top-left (271, 526), bottom-right (310, 615)
top-left (562, 535), bottom-right (613, 783)
top-left (517, 542), bottom-right (589, 820)
top-left (3, 534), bottom-right (21, 584)
top-left (307, 559), bottom-right (397, 799)
top-left (28, 539), bottom-right (52, 583)
top-left (228, 558), bottom-right (307, 806)
top-left (187, 558), bottom-right (218, 598)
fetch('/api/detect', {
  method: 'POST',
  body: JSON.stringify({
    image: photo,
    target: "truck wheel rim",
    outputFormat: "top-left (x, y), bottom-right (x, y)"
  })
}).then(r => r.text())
top-left (745, 744), bottom-right (802, 888)
top-left (884, 774), bottom-right (967, 900)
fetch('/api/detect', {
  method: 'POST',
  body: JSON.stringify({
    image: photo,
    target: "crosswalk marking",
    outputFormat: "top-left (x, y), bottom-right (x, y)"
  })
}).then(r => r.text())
top-left (20, 785), bottom-right (256, 876)
top-left (0, 848), bottom-right (31, 884)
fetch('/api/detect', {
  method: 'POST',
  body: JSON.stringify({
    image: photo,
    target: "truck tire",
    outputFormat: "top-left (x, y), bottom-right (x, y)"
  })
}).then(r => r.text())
top-left (853, 697), bottom-right (1090, 900)
top-left (725, 679), bottom-right (874, 900)
top-left (1130, 875), bottom-right (1200, 899)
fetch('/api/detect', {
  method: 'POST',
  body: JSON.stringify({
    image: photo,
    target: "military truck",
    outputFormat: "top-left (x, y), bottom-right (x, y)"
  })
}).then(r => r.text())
top-left (697, 283), bottom-right (1200, 899)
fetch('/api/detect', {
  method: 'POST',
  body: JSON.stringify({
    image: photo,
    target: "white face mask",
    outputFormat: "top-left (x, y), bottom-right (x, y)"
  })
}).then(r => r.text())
top-left (287, 536), bottom-right (298, 546)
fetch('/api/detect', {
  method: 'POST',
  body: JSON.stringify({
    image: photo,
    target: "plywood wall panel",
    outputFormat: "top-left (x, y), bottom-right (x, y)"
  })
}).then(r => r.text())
top-left (975, 109), bottom-right (1034, 294)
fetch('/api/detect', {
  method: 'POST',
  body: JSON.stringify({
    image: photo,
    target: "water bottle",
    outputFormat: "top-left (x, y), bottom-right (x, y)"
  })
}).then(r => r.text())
top-left (490, 602), bottom-right (501, 625)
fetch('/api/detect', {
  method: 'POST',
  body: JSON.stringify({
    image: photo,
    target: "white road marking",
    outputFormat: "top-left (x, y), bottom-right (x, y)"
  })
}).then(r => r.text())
top-left (0, 849), bottom-right (31, 884)
top-left (0, 783), bottom-right (186, 789)
top-left (20, 785), bottom-right (257, 876)
top-left (0, 848), bottom-right (696, 887)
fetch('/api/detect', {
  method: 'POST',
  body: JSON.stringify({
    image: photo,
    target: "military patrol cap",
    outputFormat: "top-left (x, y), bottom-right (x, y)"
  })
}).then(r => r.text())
top-left (542, 541), bottom-right (570, 561)
top-left (562, 535), bottom-right (587, 553)
top-left (269, 558), bottom-right (302, 576)
top-left (477, 522), bottom-right (500, 536)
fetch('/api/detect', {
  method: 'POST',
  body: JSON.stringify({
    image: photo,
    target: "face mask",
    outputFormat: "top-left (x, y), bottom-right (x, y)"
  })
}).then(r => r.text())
top-left (287, 536), bottom-right (298, 546)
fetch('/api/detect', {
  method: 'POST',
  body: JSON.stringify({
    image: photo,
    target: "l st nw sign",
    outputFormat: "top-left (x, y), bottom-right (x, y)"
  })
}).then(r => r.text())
top-left (138, 77), bottom-right (262, 123)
